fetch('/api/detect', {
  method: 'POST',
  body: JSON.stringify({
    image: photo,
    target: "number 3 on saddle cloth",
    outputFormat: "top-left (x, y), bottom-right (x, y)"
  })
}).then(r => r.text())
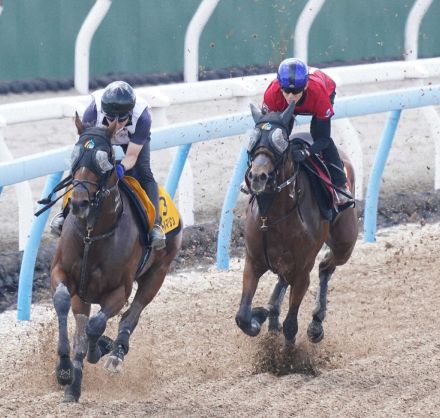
top-left (62, 176), bottom-right (182, 245)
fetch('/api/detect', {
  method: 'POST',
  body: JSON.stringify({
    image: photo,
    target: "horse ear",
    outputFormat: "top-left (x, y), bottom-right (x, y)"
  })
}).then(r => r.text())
top-left (250, 103), bottom-right (262, 123)
top-left (280, 101), bottom-right (295, 128)
top-left (74, 112), bottom-right (84, 134)
top-left (106, 120), bottom-right (118, 139)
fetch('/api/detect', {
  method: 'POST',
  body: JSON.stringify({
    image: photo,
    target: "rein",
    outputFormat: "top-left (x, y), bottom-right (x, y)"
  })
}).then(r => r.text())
top-left (251, 158), bottom-right (302, 274)
top-left (72, 180), bottom-right (121, 303)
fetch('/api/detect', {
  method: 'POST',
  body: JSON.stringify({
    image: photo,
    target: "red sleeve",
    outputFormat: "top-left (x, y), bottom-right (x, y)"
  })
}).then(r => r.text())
top-left (313, 94), bottom-right (334, 120)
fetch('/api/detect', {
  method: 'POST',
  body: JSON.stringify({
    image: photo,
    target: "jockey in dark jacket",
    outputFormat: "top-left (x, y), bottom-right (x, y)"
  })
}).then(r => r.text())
top-left (50, 81), bottom-right (166, 249)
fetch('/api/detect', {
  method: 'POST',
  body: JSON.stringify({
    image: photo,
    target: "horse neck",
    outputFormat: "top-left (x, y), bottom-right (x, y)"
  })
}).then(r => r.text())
top-left (84, 179), bottom-right (122, 235)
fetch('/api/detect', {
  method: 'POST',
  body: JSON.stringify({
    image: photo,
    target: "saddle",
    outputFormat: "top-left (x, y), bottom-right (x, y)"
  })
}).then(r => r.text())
top-left (290, 136), bottom-right (352, 222)
top-left (62, 176), bottom-right (182, 245)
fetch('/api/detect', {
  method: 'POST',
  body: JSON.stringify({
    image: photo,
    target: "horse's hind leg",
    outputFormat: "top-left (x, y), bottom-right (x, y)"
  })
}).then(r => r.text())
top-left (53, 282), bottom-right (74, 386)
top-left (86, 286), bottom-right (127, 365)
top-left (266, 276), bottom-right (288, 332)
top-left (283, 272), bottom-right (310, 345)
top-left (308, 211), bottom-right (357, 343)
top-left (307, 261), bottom-right (335, 343)
top-left (104, 260), bottom-right (171, 373)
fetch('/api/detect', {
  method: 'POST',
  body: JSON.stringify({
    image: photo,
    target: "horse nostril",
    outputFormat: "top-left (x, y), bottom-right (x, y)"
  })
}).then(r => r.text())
top-left (260, 173), bottom-right (268, 181)
top-left (249, 172), bottom-right (253, 180)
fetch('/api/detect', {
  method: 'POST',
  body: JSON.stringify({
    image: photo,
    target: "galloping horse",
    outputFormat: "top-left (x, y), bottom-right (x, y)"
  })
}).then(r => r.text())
top-left (51, 115), bottom-right (182, 402)
top-left (235, 102), bottom-right (358, 345)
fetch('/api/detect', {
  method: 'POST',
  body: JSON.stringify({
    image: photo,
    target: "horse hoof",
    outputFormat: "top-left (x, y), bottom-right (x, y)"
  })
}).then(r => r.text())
top-left (268, 317), bottom-right (282, 333)
top-left (307, 320), bottom-right (324, 343)
top-left (252, 307), bottom-right (269, 325)
top-left (62, 393), bottom-right (78, 403)
top-left (103, 355), bottom-right (123, 373)
top-left (87, 348), bottom-right (101, 364)
top-left (235, 316), bottom-right (261, 337)
top-left (284, 336), bottom-right (296, 347)
top-left (56, 358), bottom-right (74, 386)
top-left (97, 335), bottom-right (114, 356)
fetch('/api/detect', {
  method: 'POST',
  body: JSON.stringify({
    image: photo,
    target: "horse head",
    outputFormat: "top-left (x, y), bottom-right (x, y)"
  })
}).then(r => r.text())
top-left (69, 113), bottom-right (118, 220)
top-left (246, 101), bottom-right (295, 195)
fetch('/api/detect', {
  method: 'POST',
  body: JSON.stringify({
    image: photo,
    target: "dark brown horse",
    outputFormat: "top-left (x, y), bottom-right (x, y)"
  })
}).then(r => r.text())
top-left (51, 115), bottom-right (182, 402)
top-left (235, 102), bottom-right (358, 345)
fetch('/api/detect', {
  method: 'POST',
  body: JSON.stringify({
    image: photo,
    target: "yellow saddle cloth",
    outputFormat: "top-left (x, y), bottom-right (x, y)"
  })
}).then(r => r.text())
top-left (63, 176), bottom-right (180, 234)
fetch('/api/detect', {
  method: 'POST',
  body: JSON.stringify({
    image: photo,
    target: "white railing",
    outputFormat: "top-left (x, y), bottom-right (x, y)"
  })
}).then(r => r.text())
top-left (1, 58), bottom-right (440, 252)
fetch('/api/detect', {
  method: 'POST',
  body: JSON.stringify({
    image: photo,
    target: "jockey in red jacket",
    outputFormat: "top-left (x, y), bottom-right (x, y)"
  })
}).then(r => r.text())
top-left (263, 58), bottom-right (353, 205)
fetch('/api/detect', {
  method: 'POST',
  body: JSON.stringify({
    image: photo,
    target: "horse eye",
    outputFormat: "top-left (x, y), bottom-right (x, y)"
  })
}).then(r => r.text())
top-left (270, 128), bottom-right (288, 154)
top-left (247, 128), bottom-right (261, 152)
top-left (95, 150), bottom-right (113, 173)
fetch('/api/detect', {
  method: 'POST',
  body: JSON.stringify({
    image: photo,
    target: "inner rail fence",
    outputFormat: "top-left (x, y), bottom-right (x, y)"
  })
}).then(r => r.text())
top-left (1, 73), bottom-right (440, 320)
top-left (2, 57), bottom-right (440, 251)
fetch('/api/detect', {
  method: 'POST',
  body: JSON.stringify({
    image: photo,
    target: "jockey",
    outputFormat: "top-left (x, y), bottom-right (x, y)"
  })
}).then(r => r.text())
top-left (50, 80), bottom-right (166, 250)
top-left (263, 58), bottom-right (353, 205)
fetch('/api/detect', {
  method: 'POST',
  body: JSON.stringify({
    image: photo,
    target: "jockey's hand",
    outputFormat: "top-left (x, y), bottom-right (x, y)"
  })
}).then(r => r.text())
top-left (292, 149), bottom-right (310, 162)
top-left (116, 163), bottom-right (126, 179)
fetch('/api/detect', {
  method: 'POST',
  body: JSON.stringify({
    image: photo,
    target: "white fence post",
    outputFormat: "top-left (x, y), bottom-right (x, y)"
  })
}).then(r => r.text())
top-left (74, 0), bottom-right (113, 94)
top-left (184, 0), bottom-right (220, 83)
top-left (403, 0), bottom-right (440, 188)
top-left (0, 116), bottom-right (33, 251)
top-left (293, 0), bottom-right (326, 63)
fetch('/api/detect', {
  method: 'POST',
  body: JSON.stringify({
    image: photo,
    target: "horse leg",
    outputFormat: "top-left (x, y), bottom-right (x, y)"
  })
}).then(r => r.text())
top-left (86, 286), bottom-right (127, 364)
top-left (267, 276), bottom-right (288, 332)
top-left (283, 273), bottom-right (310, 345)
top-left (307, 261), bottom-right (335, 343)
top-left (63, 297), bottom-right (90, 403)
top-left (104, 261), bottom-right (169, 373)
top-left (307, 211), bottom-right (357, 343)
top-left (235, 257), bottom-right (267, 337)
top-left (53, 282), bottom-right (74, 386)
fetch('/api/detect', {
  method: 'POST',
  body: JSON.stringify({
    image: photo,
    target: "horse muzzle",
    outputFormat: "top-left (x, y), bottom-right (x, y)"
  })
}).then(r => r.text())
top-left (70, 199), bottom-right (91, 219)
top-left (248, 170), bottom-right (270, 195)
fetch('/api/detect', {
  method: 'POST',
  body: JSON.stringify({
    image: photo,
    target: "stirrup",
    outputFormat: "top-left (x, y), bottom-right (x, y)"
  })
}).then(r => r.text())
top-left (150, 224), bottom-right (166, 250)
top-left (50, 212), bottom-right (65, 237)
top-left (240, 182), bottom-right (250, 195)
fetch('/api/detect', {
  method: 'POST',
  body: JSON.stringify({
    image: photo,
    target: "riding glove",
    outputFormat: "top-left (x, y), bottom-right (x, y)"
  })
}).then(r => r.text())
top-left (292, 149), bottom-right (310, 162)
top-left (116, 163), bottom-right (126, 179)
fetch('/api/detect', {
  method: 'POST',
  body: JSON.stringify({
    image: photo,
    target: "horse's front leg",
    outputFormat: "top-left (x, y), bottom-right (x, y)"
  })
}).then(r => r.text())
top-left (63, 297), bottom-right (90, 403)
top-left (283, 272), bottom-right (310, 345)
top-left (86, 285), bottom-right (127, 364)
top-left (52, 280), bottom-right (73, 386)
top-left (267, 276), bottom-right (288, 332)
top-left (235, 257), bottom-right (268, 337)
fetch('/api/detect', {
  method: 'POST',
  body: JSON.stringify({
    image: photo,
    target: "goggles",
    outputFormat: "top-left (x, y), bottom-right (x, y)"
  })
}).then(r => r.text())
top-left (104, 112), bottom-right (130, 123)
top-left (281, 86), bottom-right (304, 95)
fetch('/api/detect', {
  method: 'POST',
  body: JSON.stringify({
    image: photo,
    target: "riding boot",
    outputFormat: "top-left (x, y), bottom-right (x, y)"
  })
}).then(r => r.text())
top-left (321, 141), bottom-right (353, 206)
top-left (144, 181), bottom-right (166, 250)
top-left (50, 211), bottom-right (65, 237)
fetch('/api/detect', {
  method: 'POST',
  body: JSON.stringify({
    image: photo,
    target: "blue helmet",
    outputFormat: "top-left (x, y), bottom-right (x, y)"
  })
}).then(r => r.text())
top-left (277, 58), bottom-right (308, 93)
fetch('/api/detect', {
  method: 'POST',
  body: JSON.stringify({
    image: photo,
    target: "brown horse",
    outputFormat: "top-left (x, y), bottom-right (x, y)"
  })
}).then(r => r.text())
top-left (235, 102), bottom-right (358, 345)
top-left (51, 115), bottom-right (182, 402)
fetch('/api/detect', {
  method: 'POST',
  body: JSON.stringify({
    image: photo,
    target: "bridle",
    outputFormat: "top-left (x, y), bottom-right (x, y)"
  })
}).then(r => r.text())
top-left (69, 129), bottom-right (123, 303)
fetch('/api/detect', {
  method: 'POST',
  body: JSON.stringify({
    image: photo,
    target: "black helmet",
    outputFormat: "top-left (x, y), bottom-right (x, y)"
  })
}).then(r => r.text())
top-left (101, 81), bottom-right (136, 120)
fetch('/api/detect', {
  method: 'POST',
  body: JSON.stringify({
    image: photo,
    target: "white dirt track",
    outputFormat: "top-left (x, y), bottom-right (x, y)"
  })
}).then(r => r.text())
top-left (1, 222), bottom-right (440, 417)
top-left (1, 79), bottom-right (440, 416)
